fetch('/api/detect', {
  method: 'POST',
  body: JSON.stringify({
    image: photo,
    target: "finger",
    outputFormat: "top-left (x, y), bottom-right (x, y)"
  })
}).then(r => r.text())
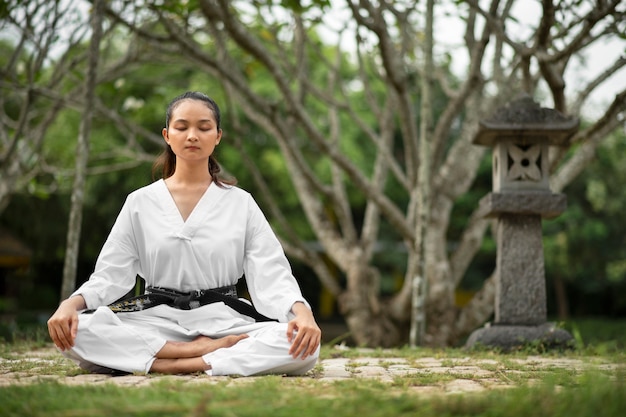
top-left (48, 317), bottom-right (68, 349)
top-left (286, 322), bottom-right (297, 342)
top-left (305, 334), bottom-right (320, 359)
top-left (63, 322), bottom-right (76, 349)
top-left (291, 332), bottom-right (311, 359)
top-left (47, 324), bottom-right (60, 349)
top-left (51, 326), bottom-right (69, 351)
top-left (306, 335), bottom-right (321, 358)
top-left (57, 328), bottom-right (72, 351)
top-left (288, 328), bottom-right (304, 355)
top-left (59, 321), bottom-right (77, 350)
top-left (298, 330), bottom-right (320, 360)
top-left (70, 316), bottom-right (79, 339)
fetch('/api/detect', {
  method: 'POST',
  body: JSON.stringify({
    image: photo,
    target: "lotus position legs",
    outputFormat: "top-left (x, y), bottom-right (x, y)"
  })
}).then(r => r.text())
top-left (150, 334), bottom-right (249, 374)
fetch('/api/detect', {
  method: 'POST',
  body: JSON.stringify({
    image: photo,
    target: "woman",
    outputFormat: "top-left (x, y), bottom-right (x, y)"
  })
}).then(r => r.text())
top-left (47, 91), bottom-right (321, 376)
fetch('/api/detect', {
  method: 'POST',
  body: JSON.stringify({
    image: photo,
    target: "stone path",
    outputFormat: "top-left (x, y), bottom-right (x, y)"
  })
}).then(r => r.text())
top-left (1, 346), bottom-right (622, 395)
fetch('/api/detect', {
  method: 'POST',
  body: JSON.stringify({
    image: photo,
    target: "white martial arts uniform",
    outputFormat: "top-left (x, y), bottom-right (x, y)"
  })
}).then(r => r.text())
top-left (64, 179), bottom-right (319, 376)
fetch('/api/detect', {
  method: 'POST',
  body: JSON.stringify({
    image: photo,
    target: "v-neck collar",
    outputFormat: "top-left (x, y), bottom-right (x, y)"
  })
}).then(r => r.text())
top-left (156, 179), bottom-right (224, 240)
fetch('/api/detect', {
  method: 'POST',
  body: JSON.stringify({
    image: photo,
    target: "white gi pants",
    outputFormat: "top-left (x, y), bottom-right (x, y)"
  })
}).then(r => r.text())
top-left (62, 304), bottom-right (319, 376)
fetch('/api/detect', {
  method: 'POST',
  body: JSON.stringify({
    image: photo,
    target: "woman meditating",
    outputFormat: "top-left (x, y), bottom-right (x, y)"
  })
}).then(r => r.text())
top-left (47, 91), bottom-right (321, 376)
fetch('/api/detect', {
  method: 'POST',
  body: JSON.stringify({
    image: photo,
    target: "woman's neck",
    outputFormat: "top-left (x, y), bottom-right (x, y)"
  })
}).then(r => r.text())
top-left (168, 161), bottom-right (212, 187)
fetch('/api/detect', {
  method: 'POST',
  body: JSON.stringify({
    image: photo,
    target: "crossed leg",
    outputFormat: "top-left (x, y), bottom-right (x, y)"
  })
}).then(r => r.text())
top-left (150, 334), bottom-right (249, 374)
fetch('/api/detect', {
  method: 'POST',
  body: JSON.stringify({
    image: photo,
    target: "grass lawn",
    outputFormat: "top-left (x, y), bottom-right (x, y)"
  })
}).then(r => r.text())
top-left (0, 318), bottom-right (624, 417)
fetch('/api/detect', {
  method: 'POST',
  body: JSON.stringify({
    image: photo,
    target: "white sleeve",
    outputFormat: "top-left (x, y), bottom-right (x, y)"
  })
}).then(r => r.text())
top-left (242, 195), bottom-right (310, 322)
top-left (71, 196), bottom-right (140, 309)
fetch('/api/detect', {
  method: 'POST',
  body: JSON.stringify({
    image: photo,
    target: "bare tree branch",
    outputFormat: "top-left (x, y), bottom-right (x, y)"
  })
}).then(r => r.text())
top-left (571, 56), bottom-right (626, 115)
top-left (552, 89), bottom-right (626, 193)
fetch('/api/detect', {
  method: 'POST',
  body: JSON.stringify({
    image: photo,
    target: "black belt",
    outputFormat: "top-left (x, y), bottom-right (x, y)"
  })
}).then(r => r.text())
top-left (83, 285), bottom-right (276, 322)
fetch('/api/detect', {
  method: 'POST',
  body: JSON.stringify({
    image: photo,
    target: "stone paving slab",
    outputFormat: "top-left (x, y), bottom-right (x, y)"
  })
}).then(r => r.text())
top-left (1, 346), bottom-right (623, 396)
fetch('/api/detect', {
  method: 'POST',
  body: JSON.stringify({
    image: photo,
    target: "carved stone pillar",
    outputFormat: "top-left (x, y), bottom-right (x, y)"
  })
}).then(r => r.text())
top-left (465, 95), bottom-right (578, 350)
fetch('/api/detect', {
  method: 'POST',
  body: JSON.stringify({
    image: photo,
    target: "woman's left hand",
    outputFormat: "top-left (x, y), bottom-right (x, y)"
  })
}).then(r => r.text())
top-left (286, 302), bottom-right (322, 360)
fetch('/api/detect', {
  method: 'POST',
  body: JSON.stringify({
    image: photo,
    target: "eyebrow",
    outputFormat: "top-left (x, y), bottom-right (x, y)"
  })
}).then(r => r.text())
top-left (172, 118), bottom-right (214, 123)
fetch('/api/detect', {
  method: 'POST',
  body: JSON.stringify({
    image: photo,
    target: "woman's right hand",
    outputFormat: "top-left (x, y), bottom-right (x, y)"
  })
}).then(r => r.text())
top-left (47, 296), bottom-right (86, 351)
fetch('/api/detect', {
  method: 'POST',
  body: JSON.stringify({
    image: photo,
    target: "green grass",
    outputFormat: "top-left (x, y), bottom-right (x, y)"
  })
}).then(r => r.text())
top-left (0, 317), bottom-right (624, 416)
top-left (561, 318), bottom-right (626, 354)
top-left (1, 371), bottom-right (624, 417)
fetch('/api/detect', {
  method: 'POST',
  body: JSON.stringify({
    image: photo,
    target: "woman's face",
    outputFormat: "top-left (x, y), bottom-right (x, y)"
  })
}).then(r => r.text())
top-left (162, 99), bottom-right (222, 165)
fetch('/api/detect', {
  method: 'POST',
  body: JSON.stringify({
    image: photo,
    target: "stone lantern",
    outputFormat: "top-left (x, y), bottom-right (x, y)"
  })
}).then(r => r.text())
top-left (465, 95), bottom-right (578, 350)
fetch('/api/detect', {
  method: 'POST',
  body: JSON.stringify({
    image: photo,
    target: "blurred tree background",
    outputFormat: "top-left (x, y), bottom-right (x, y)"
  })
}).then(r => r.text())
top-left (1, 0), bottom-right (624, 346)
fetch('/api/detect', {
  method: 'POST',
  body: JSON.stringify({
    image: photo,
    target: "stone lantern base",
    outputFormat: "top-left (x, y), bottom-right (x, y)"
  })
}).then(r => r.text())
top-left (465, 322), bottom-right (574, 351)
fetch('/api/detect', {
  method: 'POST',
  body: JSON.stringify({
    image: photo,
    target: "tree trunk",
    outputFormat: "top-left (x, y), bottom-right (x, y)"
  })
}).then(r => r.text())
top-left (60, 0), bottom-right (104, 300)
top-left (410, 0), bottom-right (435, 348)
top-left (338, 261), bottom-right (406, 347)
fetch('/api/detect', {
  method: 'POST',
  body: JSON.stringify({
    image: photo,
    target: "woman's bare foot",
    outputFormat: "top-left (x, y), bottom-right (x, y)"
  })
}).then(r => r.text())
top-left (150, 334), bottom-right (249, 374)
top-left (191, 334), bottom-right (249, 355)
top-left (150, 357), bottom-right (211, 374)
top-left (155, 334), bottom-right (249, 359)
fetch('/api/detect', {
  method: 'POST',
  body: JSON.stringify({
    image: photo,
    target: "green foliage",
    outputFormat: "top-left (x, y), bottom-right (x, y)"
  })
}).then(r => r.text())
top-left (1, 25), bottom-right (237, 308)
top-left (543, 129), bottom-right (626, 316)
top-left (0, 0), bottom-right (9, 19)
top-left (561, 318), bottom-right (626, 352)
top-left (2, 0), bottom-right (625, 333)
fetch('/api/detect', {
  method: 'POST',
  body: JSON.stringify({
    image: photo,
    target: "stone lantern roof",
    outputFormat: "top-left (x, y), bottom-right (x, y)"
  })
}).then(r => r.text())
top-left (473, 95), bottom-right (579, 147)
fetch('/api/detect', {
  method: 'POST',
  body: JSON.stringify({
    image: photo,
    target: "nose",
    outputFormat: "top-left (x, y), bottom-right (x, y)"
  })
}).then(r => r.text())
top-left (187, 129), bottom-right (199, 141)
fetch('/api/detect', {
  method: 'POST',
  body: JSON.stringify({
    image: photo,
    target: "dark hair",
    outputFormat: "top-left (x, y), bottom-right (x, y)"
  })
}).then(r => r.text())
top-left (152, 91), bottom-right (236, 187)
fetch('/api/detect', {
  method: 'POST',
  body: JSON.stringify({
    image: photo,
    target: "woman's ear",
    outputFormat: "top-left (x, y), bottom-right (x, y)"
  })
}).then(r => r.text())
top-left (162, 128), bottom-right (169, 145)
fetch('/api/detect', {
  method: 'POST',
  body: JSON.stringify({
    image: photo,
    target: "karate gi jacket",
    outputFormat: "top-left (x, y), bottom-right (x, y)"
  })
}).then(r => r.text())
top-left (72, 179), bottom-right (309, 324)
